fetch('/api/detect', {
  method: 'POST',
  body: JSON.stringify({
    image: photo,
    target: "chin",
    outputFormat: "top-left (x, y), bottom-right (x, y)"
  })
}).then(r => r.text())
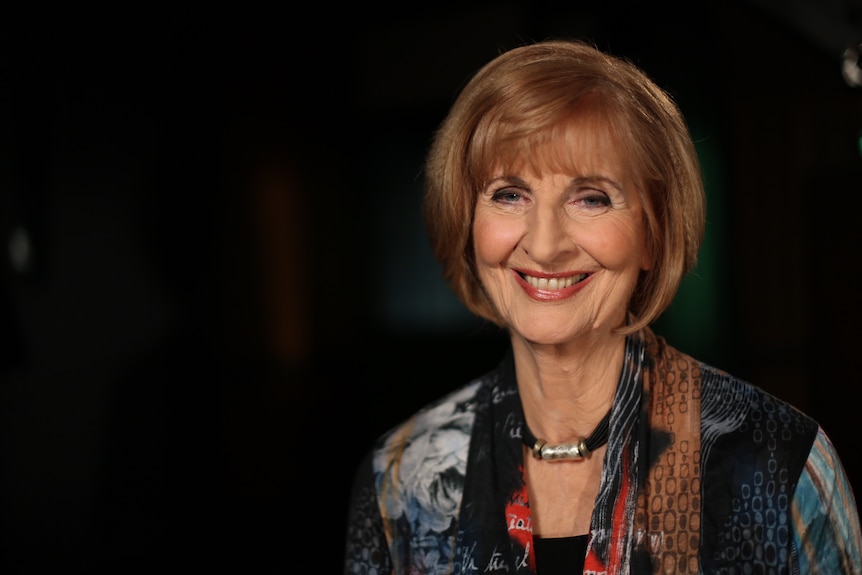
top-left (514, 324), bottom-right (579, 346)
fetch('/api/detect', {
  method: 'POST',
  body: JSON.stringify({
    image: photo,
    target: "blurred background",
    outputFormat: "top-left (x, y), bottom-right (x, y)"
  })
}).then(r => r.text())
top-left (1, 1), bottom-right (860, 572)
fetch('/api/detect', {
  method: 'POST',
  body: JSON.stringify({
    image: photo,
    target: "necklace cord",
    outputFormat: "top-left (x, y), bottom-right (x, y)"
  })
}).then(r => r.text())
top-left (522, 408), bottom-right (612, 461)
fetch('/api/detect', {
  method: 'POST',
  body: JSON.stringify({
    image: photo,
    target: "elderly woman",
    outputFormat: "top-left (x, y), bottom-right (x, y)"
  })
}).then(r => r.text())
top-left (343, 39), bottom-right (862, 574)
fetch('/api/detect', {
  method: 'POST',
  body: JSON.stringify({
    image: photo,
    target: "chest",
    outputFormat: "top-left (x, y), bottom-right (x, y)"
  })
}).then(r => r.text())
top-left (523, 445), bottom-right (606, 537)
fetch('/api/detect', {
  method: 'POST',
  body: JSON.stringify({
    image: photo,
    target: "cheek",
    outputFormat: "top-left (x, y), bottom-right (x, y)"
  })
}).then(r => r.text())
top-left (581, 220), bottom-right (647, 270)
top-left (626, 221), bottom-right (650, 271)
top-left (472, 214), bottom-right (519, 266)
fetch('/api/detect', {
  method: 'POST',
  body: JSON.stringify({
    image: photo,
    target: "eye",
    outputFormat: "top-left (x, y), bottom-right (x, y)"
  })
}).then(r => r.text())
top-left (490, 187), bottom-right (526, 204)
top-left (578, 192), bottom-right (611, 209)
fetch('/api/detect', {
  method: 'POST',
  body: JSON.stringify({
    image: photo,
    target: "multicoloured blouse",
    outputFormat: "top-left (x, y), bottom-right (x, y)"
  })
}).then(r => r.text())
top-left (343, 327), bottom-right (862, 574)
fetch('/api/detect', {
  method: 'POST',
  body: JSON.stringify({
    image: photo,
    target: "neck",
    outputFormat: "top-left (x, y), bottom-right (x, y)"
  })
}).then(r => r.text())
top-left (511, 332), bottom-right (624, 443)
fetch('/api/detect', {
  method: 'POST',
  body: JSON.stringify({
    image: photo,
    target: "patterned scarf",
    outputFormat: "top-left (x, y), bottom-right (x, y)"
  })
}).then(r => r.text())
top-left (455, 327), bottom-right (702, 574)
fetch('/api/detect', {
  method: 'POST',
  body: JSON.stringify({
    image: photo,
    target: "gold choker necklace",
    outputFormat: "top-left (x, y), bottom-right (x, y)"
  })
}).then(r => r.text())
top-left (522, 408), bottom-right (612, 461)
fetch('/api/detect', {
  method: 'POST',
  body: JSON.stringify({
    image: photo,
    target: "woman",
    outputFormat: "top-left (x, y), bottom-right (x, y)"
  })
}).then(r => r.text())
top-left (343, 39), bottom-right (862, 574)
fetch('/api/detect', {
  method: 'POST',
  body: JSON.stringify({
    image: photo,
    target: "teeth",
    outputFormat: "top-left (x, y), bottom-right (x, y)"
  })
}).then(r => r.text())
top-left (523, 273), bottom-right (586, 290)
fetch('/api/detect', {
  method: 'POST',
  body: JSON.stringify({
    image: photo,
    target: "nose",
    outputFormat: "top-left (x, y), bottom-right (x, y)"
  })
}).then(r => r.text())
top-left (520, 205), bottom-right (574, 263)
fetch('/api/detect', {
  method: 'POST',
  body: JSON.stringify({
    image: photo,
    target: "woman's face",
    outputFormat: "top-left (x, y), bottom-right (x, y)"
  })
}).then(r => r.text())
top-left (472, 124), bottom-right (650, 345)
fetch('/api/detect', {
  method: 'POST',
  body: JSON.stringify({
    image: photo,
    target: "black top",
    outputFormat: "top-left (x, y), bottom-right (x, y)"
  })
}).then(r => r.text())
top-left (533, 535), bottom-right (588, 574)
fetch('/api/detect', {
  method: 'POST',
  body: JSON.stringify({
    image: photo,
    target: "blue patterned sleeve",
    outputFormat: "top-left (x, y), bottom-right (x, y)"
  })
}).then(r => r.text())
top-left (792, 427), bottom-right (862, 574)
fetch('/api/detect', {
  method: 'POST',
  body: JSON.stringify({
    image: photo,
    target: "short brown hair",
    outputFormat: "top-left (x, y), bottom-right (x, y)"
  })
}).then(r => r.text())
top-left (423, 39), bottom-right (706, 334)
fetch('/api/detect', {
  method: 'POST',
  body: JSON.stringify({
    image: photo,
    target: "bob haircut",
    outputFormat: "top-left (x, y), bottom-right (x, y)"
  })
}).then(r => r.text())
top-left (423, 39), bottom-right (706, 335)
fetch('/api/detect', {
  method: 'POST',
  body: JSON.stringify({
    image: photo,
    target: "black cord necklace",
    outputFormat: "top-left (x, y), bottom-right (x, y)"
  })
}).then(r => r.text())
top-left (522, 408), bottom-right (612, 461)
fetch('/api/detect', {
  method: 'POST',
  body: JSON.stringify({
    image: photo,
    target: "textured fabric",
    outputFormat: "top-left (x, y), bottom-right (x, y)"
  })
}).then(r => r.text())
top-left (793, 429), bottom-right (862, 573)
top-left (343, 327), bottom-right (862, 574)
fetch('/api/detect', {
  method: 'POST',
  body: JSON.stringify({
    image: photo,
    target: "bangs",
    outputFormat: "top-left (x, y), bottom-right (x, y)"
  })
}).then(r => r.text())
top-left (467, 90), bottom-right (637, 185)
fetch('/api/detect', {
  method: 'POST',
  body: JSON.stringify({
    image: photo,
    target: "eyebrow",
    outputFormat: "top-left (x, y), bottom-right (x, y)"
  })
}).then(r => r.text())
top-left (485, 175), bottom-right (527, 188)
top-left (569, 175), bottom-right (624, 193)
top-left (487, 174), bottom-right (624, 193)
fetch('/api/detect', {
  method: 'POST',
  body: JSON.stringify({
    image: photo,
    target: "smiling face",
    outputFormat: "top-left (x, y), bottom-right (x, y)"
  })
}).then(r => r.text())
top-left (472, 120), bottom-right (650, 346)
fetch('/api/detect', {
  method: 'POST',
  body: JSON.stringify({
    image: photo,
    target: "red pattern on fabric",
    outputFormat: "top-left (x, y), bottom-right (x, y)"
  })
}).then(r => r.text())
top-left (506, 464), bottom-right (535, 571)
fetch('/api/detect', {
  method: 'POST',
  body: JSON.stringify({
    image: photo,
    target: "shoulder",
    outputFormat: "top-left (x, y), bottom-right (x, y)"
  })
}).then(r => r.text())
top-left (695, 362), bottom-right (820, 481)
top-left (696, 361), bottom-right (819, 434)
top-left (375, 376), bottom-right (484, 455)
top-left (371, 358), bottom-right (506, 475)
top-left (646, 331), bottom-right (820, 437)
top-left (653, 340), bottom-right (821, 480)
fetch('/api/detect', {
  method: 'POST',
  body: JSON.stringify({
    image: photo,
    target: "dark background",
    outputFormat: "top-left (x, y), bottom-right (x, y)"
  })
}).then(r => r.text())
top-left (1, 2), bottom-right (860, 573)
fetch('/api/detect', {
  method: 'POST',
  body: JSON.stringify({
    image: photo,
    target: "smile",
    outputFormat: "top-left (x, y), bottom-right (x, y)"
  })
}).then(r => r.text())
top-left (519, 272), bottom-right (589, 291)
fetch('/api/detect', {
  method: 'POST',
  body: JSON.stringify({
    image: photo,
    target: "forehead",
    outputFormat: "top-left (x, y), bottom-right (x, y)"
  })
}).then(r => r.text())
top-left (484, 115), bottom-right (635, 185)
